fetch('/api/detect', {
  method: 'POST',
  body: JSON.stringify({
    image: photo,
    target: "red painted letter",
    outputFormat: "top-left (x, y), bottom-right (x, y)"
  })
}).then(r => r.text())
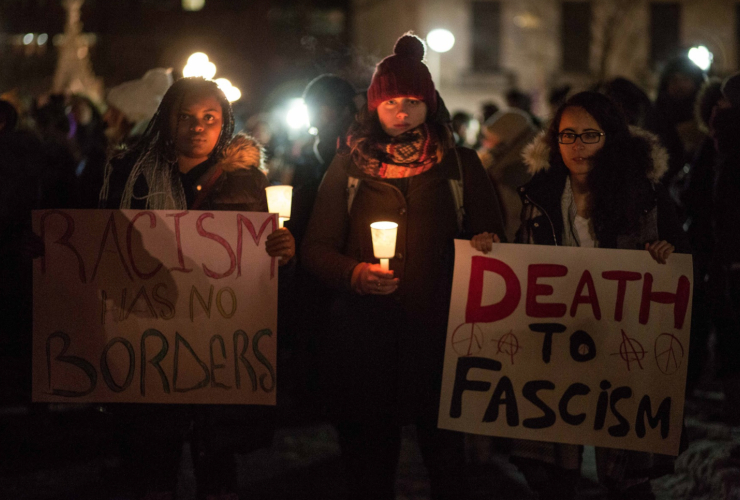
top-left (127, 211), bottom-right (163, 280)
top-left (570, 270), bottom-right (601, 320)
top-left (91, 212), bottom-right (133, 282)
top-left (39, 210), bottom-right (87, 283)
top-left (602, 271), bottom-right (641, 321)
top-left (196, 213), bottom-right (236, 279)
top-left (639, 273), bottom-right (691, 329)
top-left (465, 256), bottom-right (521, 323)
top-left (526, 264), bottom-right (568, 318)
top-left (166, 211), bottom-right (193, 273)
top-left (237, 214), bottom-right (277, 279)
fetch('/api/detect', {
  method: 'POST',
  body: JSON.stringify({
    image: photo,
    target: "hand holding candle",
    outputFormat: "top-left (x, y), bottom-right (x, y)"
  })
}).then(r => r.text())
top-left (265, 185), bottom-right (295, 264)
top-left (351, 262), bottom-right (399, 295)
top-left (370, 221), bottom-right (398, 271)
top-left (265, 185), bottom-right (293, 228)
top-left (349, 221), bottom-right (400, 295)
top-left (265, 227), bottom-right (295, 265)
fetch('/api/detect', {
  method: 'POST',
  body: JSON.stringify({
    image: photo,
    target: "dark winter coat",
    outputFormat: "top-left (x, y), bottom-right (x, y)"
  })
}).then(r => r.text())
top-left (100, 133), bottom-right (275, 456)
top-left (708, 105), bottom-right (740, 377)
top-left (517, 127), bottom-right (689, 253)
top-left (301, 146), bottom-right (506, 424)
top-left (512, 127), bottom-right (687, 482)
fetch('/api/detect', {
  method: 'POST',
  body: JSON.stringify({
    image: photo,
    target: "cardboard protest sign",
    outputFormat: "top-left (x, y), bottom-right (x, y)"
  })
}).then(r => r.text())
top-left (32, 209), bottom-right (278, 405)
top-left (439, 241), bottom-right (692, 455)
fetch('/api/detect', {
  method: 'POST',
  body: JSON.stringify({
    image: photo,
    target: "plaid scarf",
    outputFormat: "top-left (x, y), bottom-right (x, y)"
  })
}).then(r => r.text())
top-left (350, 124), bottom-right (439, 179)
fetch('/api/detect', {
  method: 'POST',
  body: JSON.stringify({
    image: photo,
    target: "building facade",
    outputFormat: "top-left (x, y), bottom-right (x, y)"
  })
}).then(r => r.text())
top-left (351, 0), bottom-right (739, 117)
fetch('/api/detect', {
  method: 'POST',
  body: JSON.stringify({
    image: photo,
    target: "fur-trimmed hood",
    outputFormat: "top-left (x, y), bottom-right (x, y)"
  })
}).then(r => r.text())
top-left (217, 133), bottom-right (266, 173)
top-left (521, 126), bottom-right (669, 183)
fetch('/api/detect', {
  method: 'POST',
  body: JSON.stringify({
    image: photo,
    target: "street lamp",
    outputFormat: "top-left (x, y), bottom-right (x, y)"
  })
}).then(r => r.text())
top-left (425, 29), bottom-right (455, 86)
top-left (182, 0), bottom-right (205, 11)
top-left (426, 29), bottom-right (455, 53)
top-left (215, 78), bottom-right (242, 103)
top-left (183, 52), bottom-right (217, 79)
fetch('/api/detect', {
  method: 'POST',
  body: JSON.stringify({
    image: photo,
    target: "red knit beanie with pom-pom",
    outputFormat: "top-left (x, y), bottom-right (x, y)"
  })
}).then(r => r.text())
top-left (366, 32), bottom-right (437, 113)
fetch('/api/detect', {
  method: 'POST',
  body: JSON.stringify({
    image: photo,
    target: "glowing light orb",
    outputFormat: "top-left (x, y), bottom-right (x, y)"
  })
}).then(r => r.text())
top-left (182, 0), bottom-right (205, 11)
top-left (426, 29), bottom-right (455, 53)
top-left (286, 98), bottom-right (309, 129)
top-left (183, 52), bottom-right (216, 79)
top-left (215, 78), bottom-right (242, 102)
top-left (187, 52), bottom-right (209, 66)
top-left (688, 45), bottom-right (713, 71)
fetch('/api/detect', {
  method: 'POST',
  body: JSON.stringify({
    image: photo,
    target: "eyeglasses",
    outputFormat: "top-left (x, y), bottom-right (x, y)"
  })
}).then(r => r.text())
top-left (557, 132), bottom-right (605, 144)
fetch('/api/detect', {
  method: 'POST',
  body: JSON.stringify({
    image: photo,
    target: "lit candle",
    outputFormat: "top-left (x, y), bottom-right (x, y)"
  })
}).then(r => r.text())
top-left (370, 221), bottom-right (398, 271)
top-left (265, 185), bottom-right (293, 228)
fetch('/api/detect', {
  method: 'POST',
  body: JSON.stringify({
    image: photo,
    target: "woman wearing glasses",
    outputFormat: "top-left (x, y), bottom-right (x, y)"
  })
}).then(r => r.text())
top-left (515, 91), bottom-right (685, 261)
top-left (474, 91), bottom-right (688, 498)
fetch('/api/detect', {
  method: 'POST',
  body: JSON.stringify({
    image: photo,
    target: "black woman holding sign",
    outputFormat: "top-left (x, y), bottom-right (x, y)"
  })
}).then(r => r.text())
top-left (473, 91), bottom-right (689, 499)
top-left (301, 33), bottom-right (505, 499)
top-left (99, 77), bottom-right (294, 500)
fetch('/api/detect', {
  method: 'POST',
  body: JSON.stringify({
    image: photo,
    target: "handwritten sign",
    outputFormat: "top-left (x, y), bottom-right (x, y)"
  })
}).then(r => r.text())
top-left (32, 209), bottom-right (278, 405)
top-left (439, 241), bottom-right (692, 455)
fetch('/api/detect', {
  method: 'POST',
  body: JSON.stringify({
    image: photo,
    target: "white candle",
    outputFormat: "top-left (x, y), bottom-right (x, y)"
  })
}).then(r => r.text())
top-left (370, 221), bottom-right (398, 271)
top-left (265, 185), bottom-right (293, 228)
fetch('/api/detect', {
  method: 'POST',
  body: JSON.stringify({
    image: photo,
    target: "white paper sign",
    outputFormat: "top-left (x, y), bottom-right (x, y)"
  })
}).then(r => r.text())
top-left (33, 209), bottom-right (278, 405)
top-left (439, 241), bottom-right (693, 455)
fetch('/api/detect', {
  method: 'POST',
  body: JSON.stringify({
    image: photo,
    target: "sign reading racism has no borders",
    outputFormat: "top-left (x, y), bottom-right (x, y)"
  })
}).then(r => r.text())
top-left (33, 209), bottom-right (278, 405)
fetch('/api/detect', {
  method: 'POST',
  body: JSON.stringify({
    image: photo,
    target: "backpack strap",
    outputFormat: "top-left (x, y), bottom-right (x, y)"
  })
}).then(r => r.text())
top-left (449, 148), bottom-right (465, 233)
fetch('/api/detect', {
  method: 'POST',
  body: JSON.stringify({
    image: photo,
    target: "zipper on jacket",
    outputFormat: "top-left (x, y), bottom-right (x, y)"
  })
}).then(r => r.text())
top-left (524, 193), bottom-right (558, 246)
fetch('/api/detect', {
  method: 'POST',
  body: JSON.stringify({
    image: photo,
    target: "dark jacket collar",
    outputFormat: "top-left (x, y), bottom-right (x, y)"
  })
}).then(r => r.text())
top-left (519, 163), bottom-right (567, 245)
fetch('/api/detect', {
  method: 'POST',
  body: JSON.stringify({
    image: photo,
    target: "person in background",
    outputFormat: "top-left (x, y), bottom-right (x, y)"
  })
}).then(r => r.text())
top-left (301, 33), bottom-right (506, 500)
top-left (477, 109), bottom-right (538, 242)
top-left (451, 111), bottom-right (472, 147)
top-left (653, 56), bottom-right (706, 188)
top-left (474, 91), bottom-right (688, 499)
top-left (474, 101), bottom-right (500, 149)
top-left (679, 77), bottom-right (724, 392)
top-left (303, 74), bottom-right (357, 169)
top-left (547, 85), bottom-right (571, 120)
top-left (104, 68), bottom-right (174, 148)
top-left (0, 99), bottom-right (45, 408)
top-left (68, 93), bottom-right (109, 208)
top-left (480, 101), bottom-right (500, 124)
top-left (100, 76), bottom-right (295, 500)
top-left (709, 72), bottom-right (740, 425)
top-left (293, 74), bottom-right (357, 247)
top-left (506, 87), bottom-right (542, 128)
top-left (274, 75), bottom-right (358, 421)
top-left (597, 77), bottom-right (655, 130)
top-left (32, 94), bottom-right (80, 209)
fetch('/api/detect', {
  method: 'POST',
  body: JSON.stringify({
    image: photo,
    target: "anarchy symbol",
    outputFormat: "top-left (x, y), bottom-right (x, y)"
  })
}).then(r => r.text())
top-left (496, 330), bottom-right (520, 365)
top-left (611, 329), bottom-right (647, 371)
top-left (654, 333), bottom-right (684, 375)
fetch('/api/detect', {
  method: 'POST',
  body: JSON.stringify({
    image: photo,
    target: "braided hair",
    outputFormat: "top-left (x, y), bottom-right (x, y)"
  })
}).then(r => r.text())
top-left (100, 77), bottom-right (235, 209)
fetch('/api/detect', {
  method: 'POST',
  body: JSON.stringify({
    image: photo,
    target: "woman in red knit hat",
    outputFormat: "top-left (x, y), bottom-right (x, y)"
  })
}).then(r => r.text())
top-left (302, 33), bottom-right (506, 499)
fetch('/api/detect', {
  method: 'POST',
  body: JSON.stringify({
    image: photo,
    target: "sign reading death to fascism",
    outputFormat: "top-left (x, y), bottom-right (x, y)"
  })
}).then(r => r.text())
top-left (439, 241), bottom-right (693, 455)
top-left (33, 209), bottom-right (278, 405)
